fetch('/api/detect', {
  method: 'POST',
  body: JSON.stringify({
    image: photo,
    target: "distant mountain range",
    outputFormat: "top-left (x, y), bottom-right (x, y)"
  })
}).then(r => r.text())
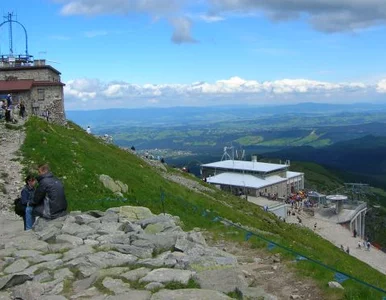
top-left (66, 102), bottom-right (386, 127)
top-left (263, 135), bottom-right (386, 189)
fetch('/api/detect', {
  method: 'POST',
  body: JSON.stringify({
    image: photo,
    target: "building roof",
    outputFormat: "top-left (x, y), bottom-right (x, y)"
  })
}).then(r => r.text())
top-left (286, 171), bottom-right (304, 178)
top-left (202, 160), bottom-right (288, 173)
top-left (33, 81), bottom-right (65, 87)
top-left (0, 80), bottom-right (65, 93)
top-left (0, 65), bottom-right (61, 75)
top-left (206, 172), bottom-right (287, 190)
top-left (0, 80), bottom-right (34, 92)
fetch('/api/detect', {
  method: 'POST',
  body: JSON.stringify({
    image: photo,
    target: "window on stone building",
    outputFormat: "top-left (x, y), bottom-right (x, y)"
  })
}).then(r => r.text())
top-left (38, 89), bottom-right (45, 101)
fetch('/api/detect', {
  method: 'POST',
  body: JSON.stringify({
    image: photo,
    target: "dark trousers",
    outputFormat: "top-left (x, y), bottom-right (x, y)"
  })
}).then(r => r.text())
top-left (5, 110), bottom-right (11, 122)
top-left (22, 215), bottom-right (26, 230)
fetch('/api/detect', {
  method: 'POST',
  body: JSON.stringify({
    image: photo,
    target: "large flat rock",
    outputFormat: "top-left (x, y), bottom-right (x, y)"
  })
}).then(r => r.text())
top-left (139, 268), bottom-right (194, 285)
top-left (194, 267), bottom-right (248, 293)
top-left (150, 289), bottom-right (232, 300)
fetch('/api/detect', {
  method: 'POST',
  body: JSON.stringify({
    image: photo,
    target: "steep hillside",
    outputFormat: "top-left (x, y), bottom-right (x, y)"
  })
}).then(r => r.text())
top-left (20, 117), bottom-right (386, 299)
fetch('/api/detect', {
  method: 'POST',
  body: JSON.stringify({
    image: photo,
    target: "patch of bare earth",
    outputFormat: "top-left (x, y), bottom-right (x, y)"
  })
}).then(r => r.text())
top-left (205, 233), bottom-right (328, 300)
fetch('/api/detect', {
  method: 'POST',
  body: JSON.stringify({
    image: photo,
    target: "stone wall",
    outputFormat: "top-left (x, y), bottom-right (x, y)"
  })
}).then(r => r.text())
top-left (30, 86), bottom-right (66, 124)
top-left (0, 67), bottom-right (61, 82)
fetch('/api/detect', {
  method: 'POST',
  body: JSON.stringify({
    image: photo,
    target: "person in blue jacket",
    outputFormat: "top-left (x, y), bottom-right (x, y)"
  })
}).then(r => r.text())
top-left (21, 175), bottom-right (36, 230)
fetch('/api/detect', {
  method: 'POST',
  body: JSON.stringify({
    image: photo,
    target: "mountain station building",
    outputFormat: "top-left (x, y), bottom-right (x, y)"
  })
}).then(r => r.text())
top-left (0, 60), bottom-right (66, 124)
top-left (201, 158), bottom-right (304, 200)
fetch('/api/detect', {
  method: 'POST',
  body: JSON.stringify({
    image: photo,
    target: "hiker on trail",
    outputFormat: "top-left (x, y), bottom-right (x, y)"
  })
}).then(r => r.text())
top-left (357, 241), bottom-right (362, 249)
top-left (346, 246), bottom-right (350, 254)
top-left (4, 98), bottom-right (11, 122)
top-left (366, 241), bottom-right (371, 251)
top-left (6, 94), bottom-right (12, 109)
top-left (32, 164), bottom-right (67, 220)
top-left (21, 175), bottom-right (36, 230)
top-left (353, 229), bottom-right (357, 238)
top-left (314, 223), bottom-right (317, 231)
top-left (340, 245), bottom-right (345, 251)
top-left (19, 102), bottom-right (26, 119)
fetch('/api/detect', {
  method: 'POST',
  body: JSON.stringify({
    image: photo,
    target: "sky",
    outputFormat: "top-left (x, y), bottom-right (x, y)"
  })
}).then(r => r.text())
top-left (1, 0), bottom-right (386, 110)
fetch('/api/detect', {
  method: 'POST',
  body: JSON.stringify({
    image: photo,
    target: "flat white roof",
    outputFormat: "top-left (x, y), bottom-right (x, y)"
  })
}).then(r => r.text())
top-left (202, 160), bottom-right (288, 173)
top-left (286, 171), bottom-right (304, 178)
top-left (206, 172), bottom-right (287, 190)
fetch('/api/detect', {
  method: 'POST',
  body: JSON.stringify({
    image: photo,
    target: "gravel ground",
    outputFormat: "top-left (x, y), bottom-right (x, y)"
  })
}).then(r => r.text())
top-left (0, 121), bottom-right (25, 220)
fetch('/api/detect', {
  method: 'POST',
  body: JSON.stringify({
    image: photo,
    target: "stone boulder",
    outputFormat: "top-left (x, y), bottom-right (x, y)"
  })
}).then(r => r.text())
top-left (151, 289), bottom-right (232, 300)
top-left (139, 268), bottom-right (195, 285)
top-left (328, 281), bottom-right (344, 290)
top-left (194, 267), bottom-right (248, 294)
top-left (116, 180), bottom-right (128, 193)
top-left (99, 174), bottom-right (121, 193)
top-left (119, 206), bottom-right (154, 222)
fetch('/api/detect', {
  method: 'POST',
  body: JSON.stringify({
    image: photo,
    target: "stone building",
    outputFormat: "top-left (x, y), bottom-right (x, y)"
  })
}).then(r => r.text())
top-left (0, 60), bottom-right (66, 123)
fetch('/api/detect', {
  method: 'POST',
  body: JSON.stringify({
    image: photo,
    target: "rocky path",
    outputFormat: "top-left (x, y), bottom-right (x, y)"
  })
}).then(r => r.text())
top-left (287, 210), bottom-right (386, 275)
top-left (0, 205), bottom-right (291, 300)
top-left (0, 121), bottom-right (25, 217)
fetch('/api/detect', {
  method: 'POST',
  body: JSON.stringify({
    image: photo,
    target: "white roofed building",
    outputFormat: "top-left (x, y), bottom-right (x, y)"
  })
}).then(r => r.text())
top-left (201, 158), bottom-right (304, 200)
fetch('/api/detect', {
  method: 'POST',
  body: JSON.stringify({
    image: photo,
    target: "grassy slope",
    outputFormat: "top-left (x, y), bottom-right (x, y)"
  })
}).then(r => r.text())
top-left (290, 161), bottom-right (345, 194)
top-left (21, 118), bottom-right (386, 299)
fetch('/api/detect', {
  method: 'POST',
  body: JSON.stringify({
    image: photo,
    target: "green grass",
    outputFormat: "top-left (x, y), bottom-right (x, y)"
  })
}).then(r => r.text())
top-left (290, 161), bottom-right (345, 194)
top-left (21, 117), bottom-right (386, 299)
top-left (163, 279), bottom-right (200, 290)
top-left (234, 135), bottom-right (264, 146)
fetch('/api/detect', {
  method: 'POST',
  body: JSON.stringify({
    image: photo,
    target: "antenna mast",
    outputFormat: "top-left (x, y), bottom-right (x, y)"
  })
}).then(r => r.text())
top-left (0, 12), bottom-right (33, 65)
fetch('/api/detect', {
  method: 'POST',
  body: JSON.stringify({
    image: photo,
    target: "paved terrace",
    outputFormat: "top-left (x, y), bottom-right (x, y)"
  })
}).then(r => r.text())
top-left (287, 210), bottom-right (386, 275)
top-left (246, 196), bottom-right (386, 275)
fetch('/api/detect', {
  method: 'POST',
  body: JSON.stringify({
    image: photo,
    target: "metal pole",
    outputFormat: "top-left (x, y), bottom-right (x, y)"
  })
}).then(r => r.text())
top-left (8, 13), bottom-right (13, 55)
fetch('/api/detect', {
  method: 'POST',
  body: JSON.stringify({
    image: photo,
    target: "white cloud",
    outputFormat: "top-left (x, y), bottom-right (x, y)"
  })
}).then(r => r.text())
top-left (170, 17), bottom-right (197, 44)
top-left (59, 0), bottom-right (181, 16)
top-left (64, 76), bottom-right (386, 110)
top-left (198, 14), bottom-right (225, 23)
top-left (377, 79), bottom-right (386, 93)
top-left (54, 0), bottom-right (196, 44)
top-left (209, 0), bottom-right (386, 32)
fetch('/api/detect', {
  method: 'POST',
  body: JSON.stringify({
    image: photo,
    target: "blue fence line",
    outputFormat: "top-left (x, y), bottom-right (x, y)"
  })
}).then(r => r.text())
top-left (216, 216), bottom-right (386, 295)
top-left (158, 190), bottom-right (386, 297)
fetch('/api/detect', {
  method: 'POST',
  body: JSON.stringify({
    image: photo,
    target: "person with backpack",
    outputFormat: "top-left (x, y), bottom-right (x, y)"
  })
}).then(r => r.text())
top-left (20, 175), bottom-right (36, 230)
top-left (32, 164), bottom-right (67, 219)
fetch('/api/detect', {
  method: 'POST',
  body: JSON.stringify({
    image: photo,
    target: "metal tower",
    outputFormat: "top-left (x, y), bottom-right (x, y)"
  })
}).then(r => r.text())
top-left (0, 12), bottom-right (33, 65)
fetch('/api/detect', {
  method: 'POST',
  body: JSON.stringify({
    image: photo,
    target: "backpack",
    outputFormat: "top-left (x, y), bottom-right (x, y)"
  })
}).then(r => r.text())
top-left (14, 197), bottom-right (25, 217)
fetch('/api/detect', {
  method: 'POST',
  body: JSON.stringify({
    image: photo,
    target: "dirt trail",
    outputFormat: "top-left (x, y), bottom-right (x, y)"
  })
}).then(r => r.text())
top-left (0, 121), bottom-right (25, 221)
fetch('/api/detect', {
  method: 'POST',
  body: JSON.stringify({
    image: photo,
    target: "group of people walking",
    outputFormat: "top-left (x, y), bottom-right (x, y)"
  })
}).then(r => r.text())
top-left (0, 94), bottom-right (26, 122)
top-left (20, 164), bottom-right (67, 230)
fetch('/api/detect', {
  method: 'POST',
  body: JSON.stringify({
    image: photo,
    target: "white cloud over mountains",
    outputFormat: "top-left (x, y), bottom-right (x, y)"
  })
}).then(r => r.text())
top-left (64, 77), bottom-right (386, 110)
top-left (377, 79), bottom-right (386, 93)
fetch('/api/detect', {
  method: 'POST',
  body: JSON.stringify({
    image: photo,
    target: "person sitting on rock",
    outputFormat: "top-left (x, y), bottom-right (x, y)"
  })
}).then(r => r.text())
top-left (31, 164), bottom-right (67, 220)
top-left (21, 174), bottom-right (37, 230)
